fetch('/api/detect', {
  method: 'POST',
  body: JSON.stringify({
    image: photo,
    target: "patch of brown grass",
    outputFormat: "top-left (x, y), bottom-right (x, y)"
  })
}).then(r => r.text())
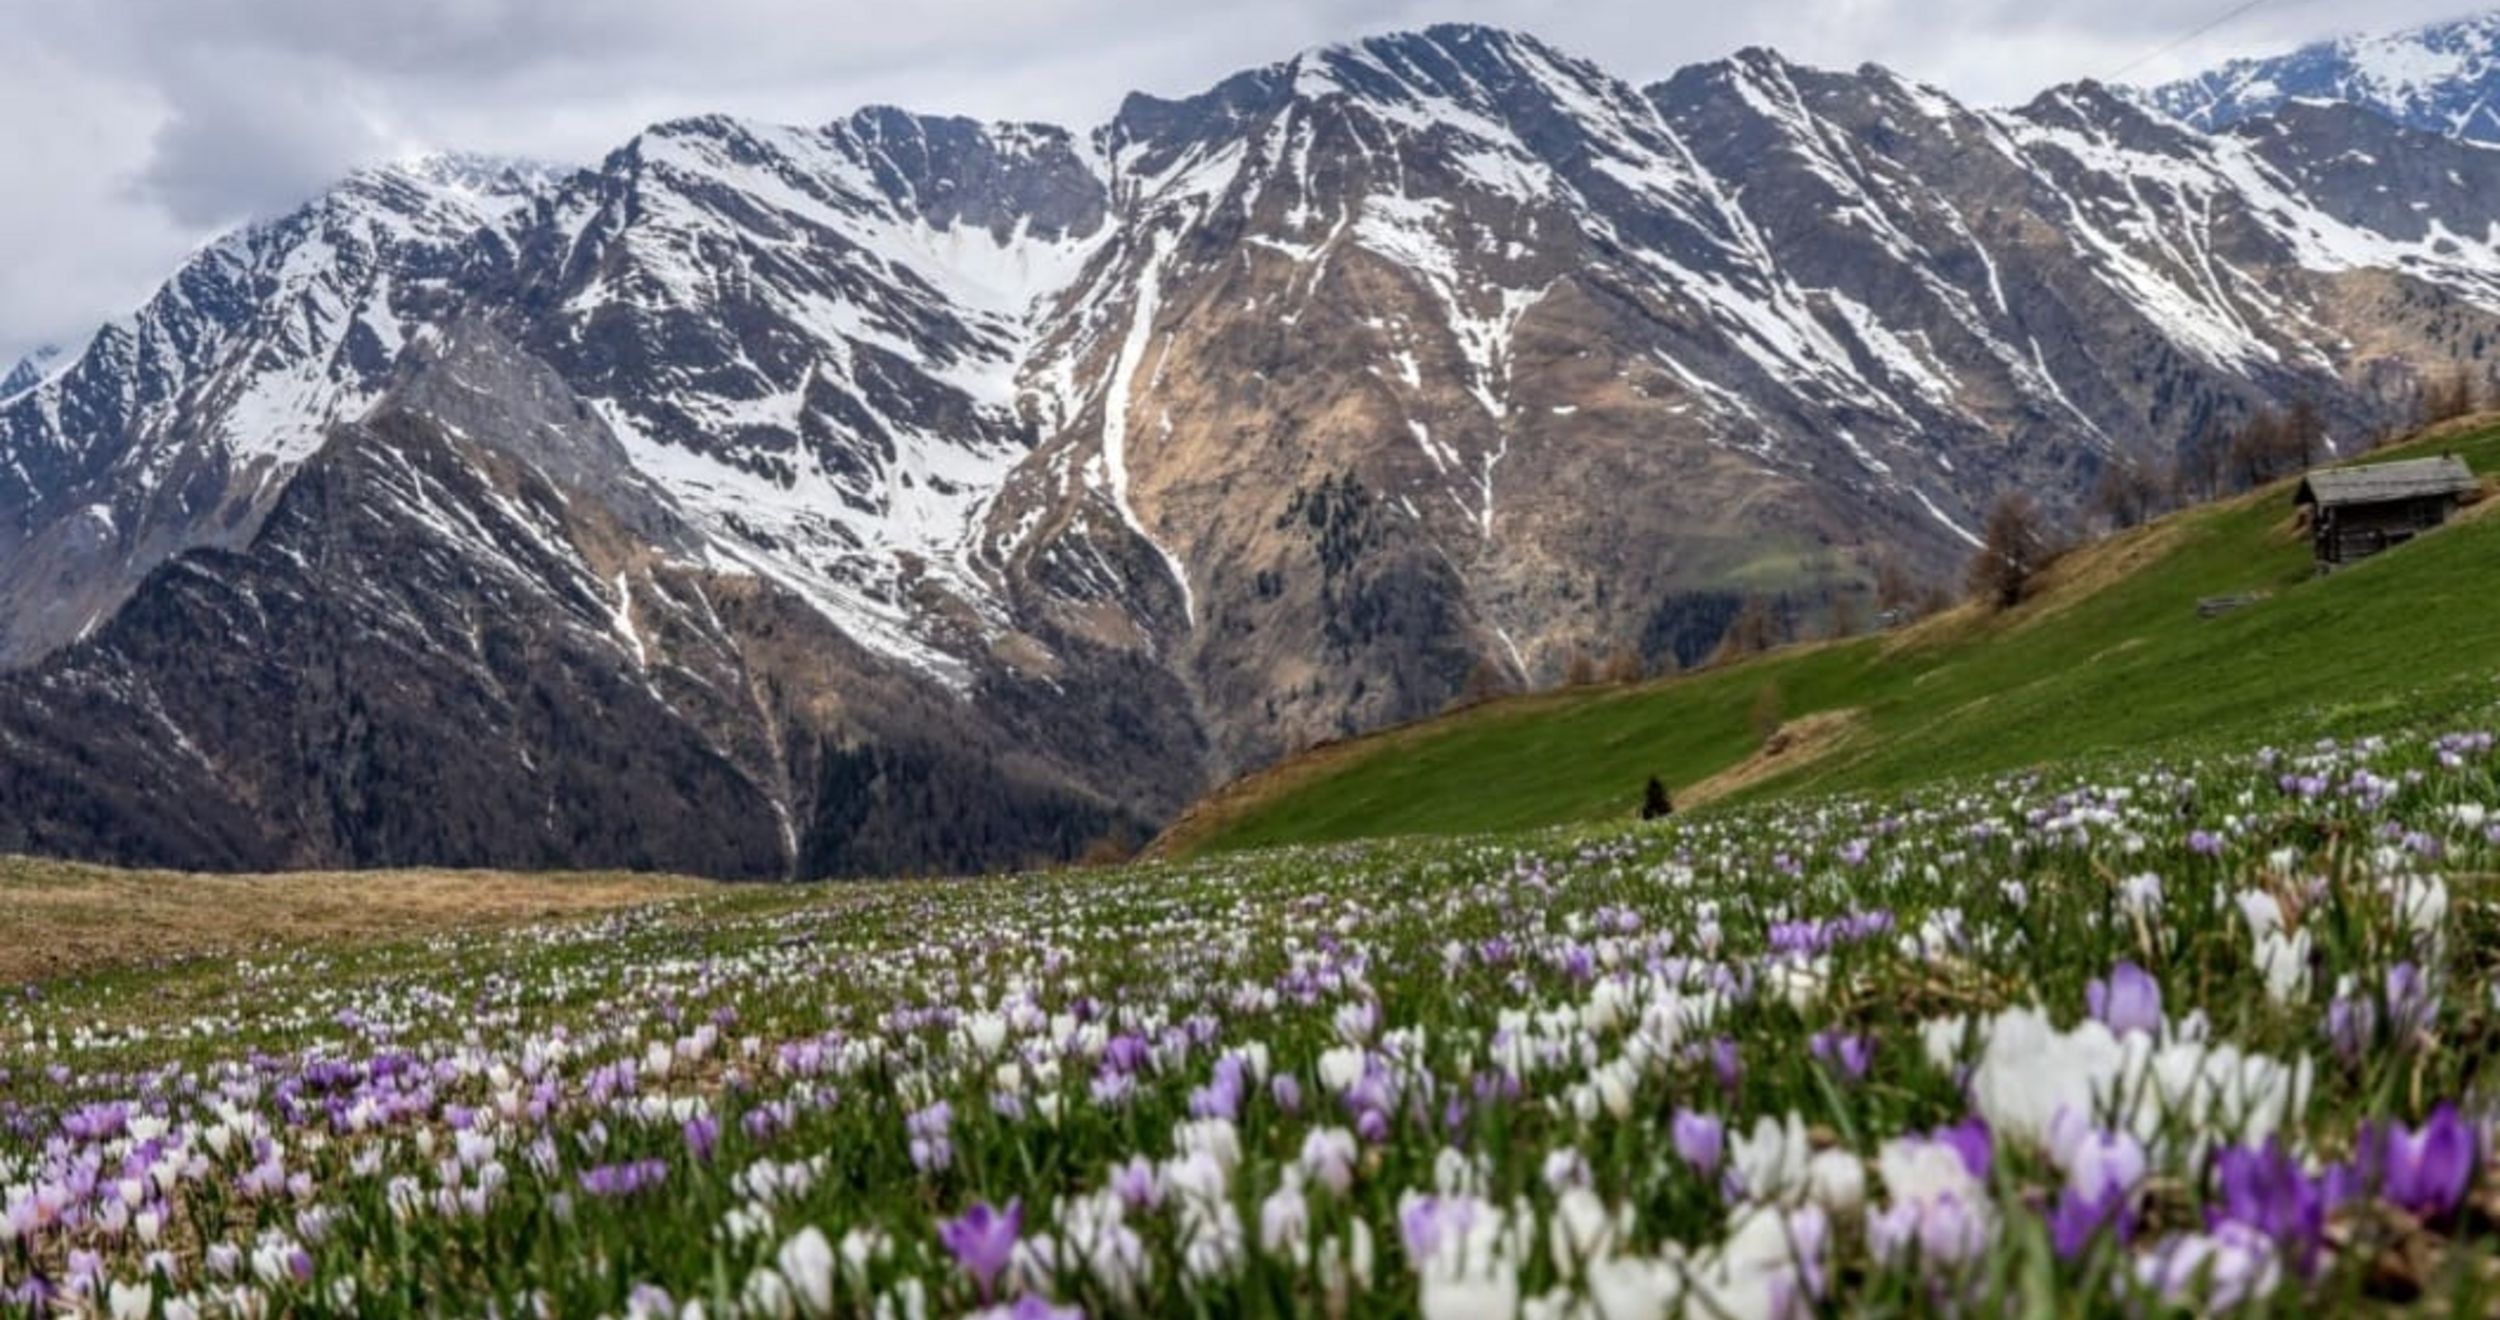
top-left (1680, 708), bottom-right (1866, 809)
top-left (0, 858), bottom-right (706, 986)
top-left (2010, 516), bottom-right (2196, 631)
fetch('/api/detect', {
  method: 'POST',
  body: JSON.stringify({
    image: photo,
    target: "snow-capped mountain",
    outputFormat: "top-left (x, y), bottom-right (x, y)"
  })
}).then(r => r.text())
top-left (0, 346), bottom-right (63, 401)
top-left (0, 153), bottom-right (549, 666)
top-left (6, 22), bottom-right (2500, 878)
top-left (2148, 10), bottom-right (2500, 141)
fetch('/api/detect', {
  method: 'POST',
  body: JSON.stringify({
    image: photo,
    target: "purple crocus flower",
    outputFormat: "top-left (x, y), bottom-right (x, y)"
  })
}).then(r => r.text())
top-left (2188, 830), bottom-right (2223, 857)
top-left (2208, 1141), bottom-right (2329, 1276)
top-left (1673, 1108), bottom-right (1725, 1179)
top-left (1271, 1074), bottom-right (1303, 1115)
top-left (2349, 1105), bottom-right (2476, 1220)
top-left (907, 1101), bottom-right (954, 1173)
top-left (1399, 1194), bottom-right (1483, 1266)
top-left (2085, 961), bottom-right (2162, 1038)
top-left (2325, 988), bottom-right (2376, 1065)
top-left (2138, 1222), bottom-right (2280, 1311)
top-left (1871, 1189), bottom-right (1990, 1271)
top-left (2051, 1183), bottom-right (2131, 1260)
top-left (578, 1159), bottom-right (670, 1199)
top-left (2050, 1126), bottom-right (2142, 1260)
top-left (1088, 1070), bottom-right (1136, 1109)
top-left (2383, 963), bottom-right (2437, 1039)
top-left (1100, 1034), bottom-right (1152, 1075)
top-left (1934, 1117), bottom-right (1992, 1183)
top-left (984, 1297), bottom-right (1082, 1320)
top-left (682, 1115), bottom-right (719, 1163)
top-left (1711, 1038), bottom-right (1743, 1096)
top-left (940, 1200), bottom-right (1023, 1301)
top-left (1810, 1031), bottom-right (1873, 1082)
top-left (1109, 1157), bottom-right (1161, 1213)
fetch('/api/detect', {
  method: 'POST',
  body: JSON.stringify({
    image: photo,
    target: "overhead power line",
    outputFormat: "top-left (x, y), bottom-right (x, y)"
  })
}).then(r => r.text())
top-left (2105, 0), bottom-right (2276, 83)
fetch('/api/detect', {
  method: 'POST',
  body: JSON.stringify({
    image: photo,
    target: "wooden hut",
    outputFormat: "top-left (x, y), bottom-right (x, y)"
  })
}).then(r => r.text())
top-left (2292, 455), bottom-right (2478, 571)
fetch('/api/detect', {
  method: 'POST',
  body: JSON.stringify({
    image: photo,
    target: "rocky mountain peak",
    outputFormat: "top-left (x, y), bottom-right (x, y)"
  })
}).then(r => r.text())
top-left (2019, 77), bottom-right (2195, 145)
top-left (369, 151), bottom-right (565, 204)
top-left (0, 345), bottom-right (63, 402)
top-left (828, 107), bottom-right (1109, 243)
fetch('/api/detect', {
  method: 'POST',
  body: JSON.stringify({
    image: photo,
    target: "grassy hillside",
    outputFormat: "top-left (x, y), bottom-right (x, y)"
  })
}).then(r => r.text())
top-left (1162, 418), bottom-right (2500, 855)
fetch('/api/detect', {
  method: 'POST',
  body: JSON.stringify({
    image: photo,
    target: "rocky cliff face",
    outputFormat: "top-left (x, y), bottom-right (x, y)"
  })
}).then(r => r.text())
top-left (6, 23), bottom-right (2500, 877)
top-left (0, 326), bottom-right (1185, 876)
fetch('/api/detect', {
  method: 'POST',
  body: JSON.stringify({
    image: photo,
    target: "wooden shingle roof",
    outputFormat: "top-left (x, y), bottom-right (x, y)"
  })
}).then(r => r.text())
top-left (2294, 455), bottom-right (2477, 508)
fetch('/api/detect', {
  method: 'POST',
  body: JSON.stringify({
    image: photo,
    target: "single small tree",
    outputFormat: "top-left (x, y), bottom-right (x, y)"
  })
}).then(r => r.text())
top-left (1824, 591), bottom-right (1866, 641)
top-left (1600, 645), bottom-right (1646, 685)
top-left (2090, 459), bottom-right (2159, 530)
top-left (1455, 655), bottom-right (1515, 709)
top-left (1712, 594), bottom-right (1780, 664)
top-left (1967, 492), bottom-right (2050, 610)
top-left (2226, 407), bottom-right (2294, 489)
top-left (2176, 428), bottom-right (2227, 502)
top-left (1640, 775), bottom-right (1675, 821)
top-left (2284, 394), bottom-right (2326, 471)
top-left (1872, 552), bottom-right (1919, 619)
top-left (1563, 649), bottom-right (1600, 687)
top-left (2419, 370), bottom-right (2477, 428)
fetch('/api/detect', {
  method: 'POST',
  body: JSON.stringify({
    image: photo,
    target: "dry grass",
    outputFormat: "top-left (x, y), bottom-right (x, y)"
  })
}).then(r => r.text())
top-left (1679, 708), bottom-right (1866, 809)
top-left (0, 857), bottom-right (707, 986)
top-left (2009, 516), bottom-right (2201, 631)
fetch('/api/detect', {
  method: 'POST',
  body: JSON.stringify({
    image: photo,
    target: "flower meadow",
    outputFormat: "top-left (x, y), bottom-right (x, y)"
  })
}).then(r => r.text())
top-left (6, 726), bottom-right (2500, 1317)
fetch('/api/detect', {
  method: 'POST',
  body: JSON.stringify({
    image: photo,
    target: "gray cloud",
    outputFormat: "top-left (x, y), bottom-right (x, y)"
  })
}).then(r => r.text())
top-left (130, 49), bottom-right (399, 226)
top-left (0, 0), bottom-right (2484, 365)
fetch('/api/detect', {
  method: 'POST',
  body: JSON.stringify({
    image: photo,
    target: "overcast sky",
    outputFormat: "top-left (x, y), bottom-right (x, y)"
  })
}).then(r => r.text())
top-left (0, 0), bottom-right (2483, 367)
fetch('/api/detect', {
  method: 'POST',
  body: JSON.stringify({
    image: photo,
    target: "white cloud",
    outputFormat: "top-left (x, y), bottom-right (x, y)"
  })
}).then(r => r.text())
top-left (0, 0), bottom-right (2483, 363)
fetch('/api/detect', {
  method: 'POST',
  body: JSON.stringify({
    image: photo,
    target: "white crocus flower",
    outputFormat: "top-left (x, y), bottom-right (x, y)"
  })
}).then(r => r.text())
top-left (1547, 1186), bottom-right (1630, 1278)
top-left (1684, 1203), bottom-right (1828, 1320)
top-left (108, 1281), bottom-right (153, 1320)
top-left (1317, 1047), bottom-right (1366, 1094)
top-left (2234, 889), bottom-right (2285, 940)
top-left (775, 1228), bottom-right (835, 1318)
top-left (1968, 1008), bottom-right (2124, 1153)
top-left (1805, 1150), bottom-right (1866, 1219)
top-left (1584, 1253), bottom-right (1682, 1320)
top-left (1919, 1015), bottom-right (1971, 1072)
top-left (1768, 959), bottom-right (1828, 1012)
top-left (1260, 1177), bottom-right (1311, 1263)
top-left (2254, 928), bottom-right (2312, 1005)
top-left (1729, 1112), bottom-right (1813, 1205)
top-left (2390, 874), bottom-right (2449, 949)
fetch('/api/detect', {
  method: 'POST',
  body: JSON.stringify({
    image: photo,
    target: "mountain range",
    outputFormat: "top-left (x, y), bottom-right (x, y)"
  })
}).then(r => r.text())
top-left (2149, 10), bottom-right (2500, 142)
top-left (6, 18), bottom-right (2500, 878)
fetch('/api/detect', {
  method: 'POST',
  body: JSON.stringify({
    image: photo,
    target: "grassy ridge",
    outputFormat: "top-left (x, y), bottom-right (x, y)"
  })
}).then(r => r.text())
top-left (1166, 421), bottom-right (2500, 855)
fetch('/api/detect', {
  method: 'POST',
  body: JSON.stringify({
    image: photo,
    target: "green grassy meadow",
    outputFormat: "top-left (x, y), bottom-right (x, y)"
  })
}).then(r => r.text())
top-left (1169, 422), bottom-right (2500, 856)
